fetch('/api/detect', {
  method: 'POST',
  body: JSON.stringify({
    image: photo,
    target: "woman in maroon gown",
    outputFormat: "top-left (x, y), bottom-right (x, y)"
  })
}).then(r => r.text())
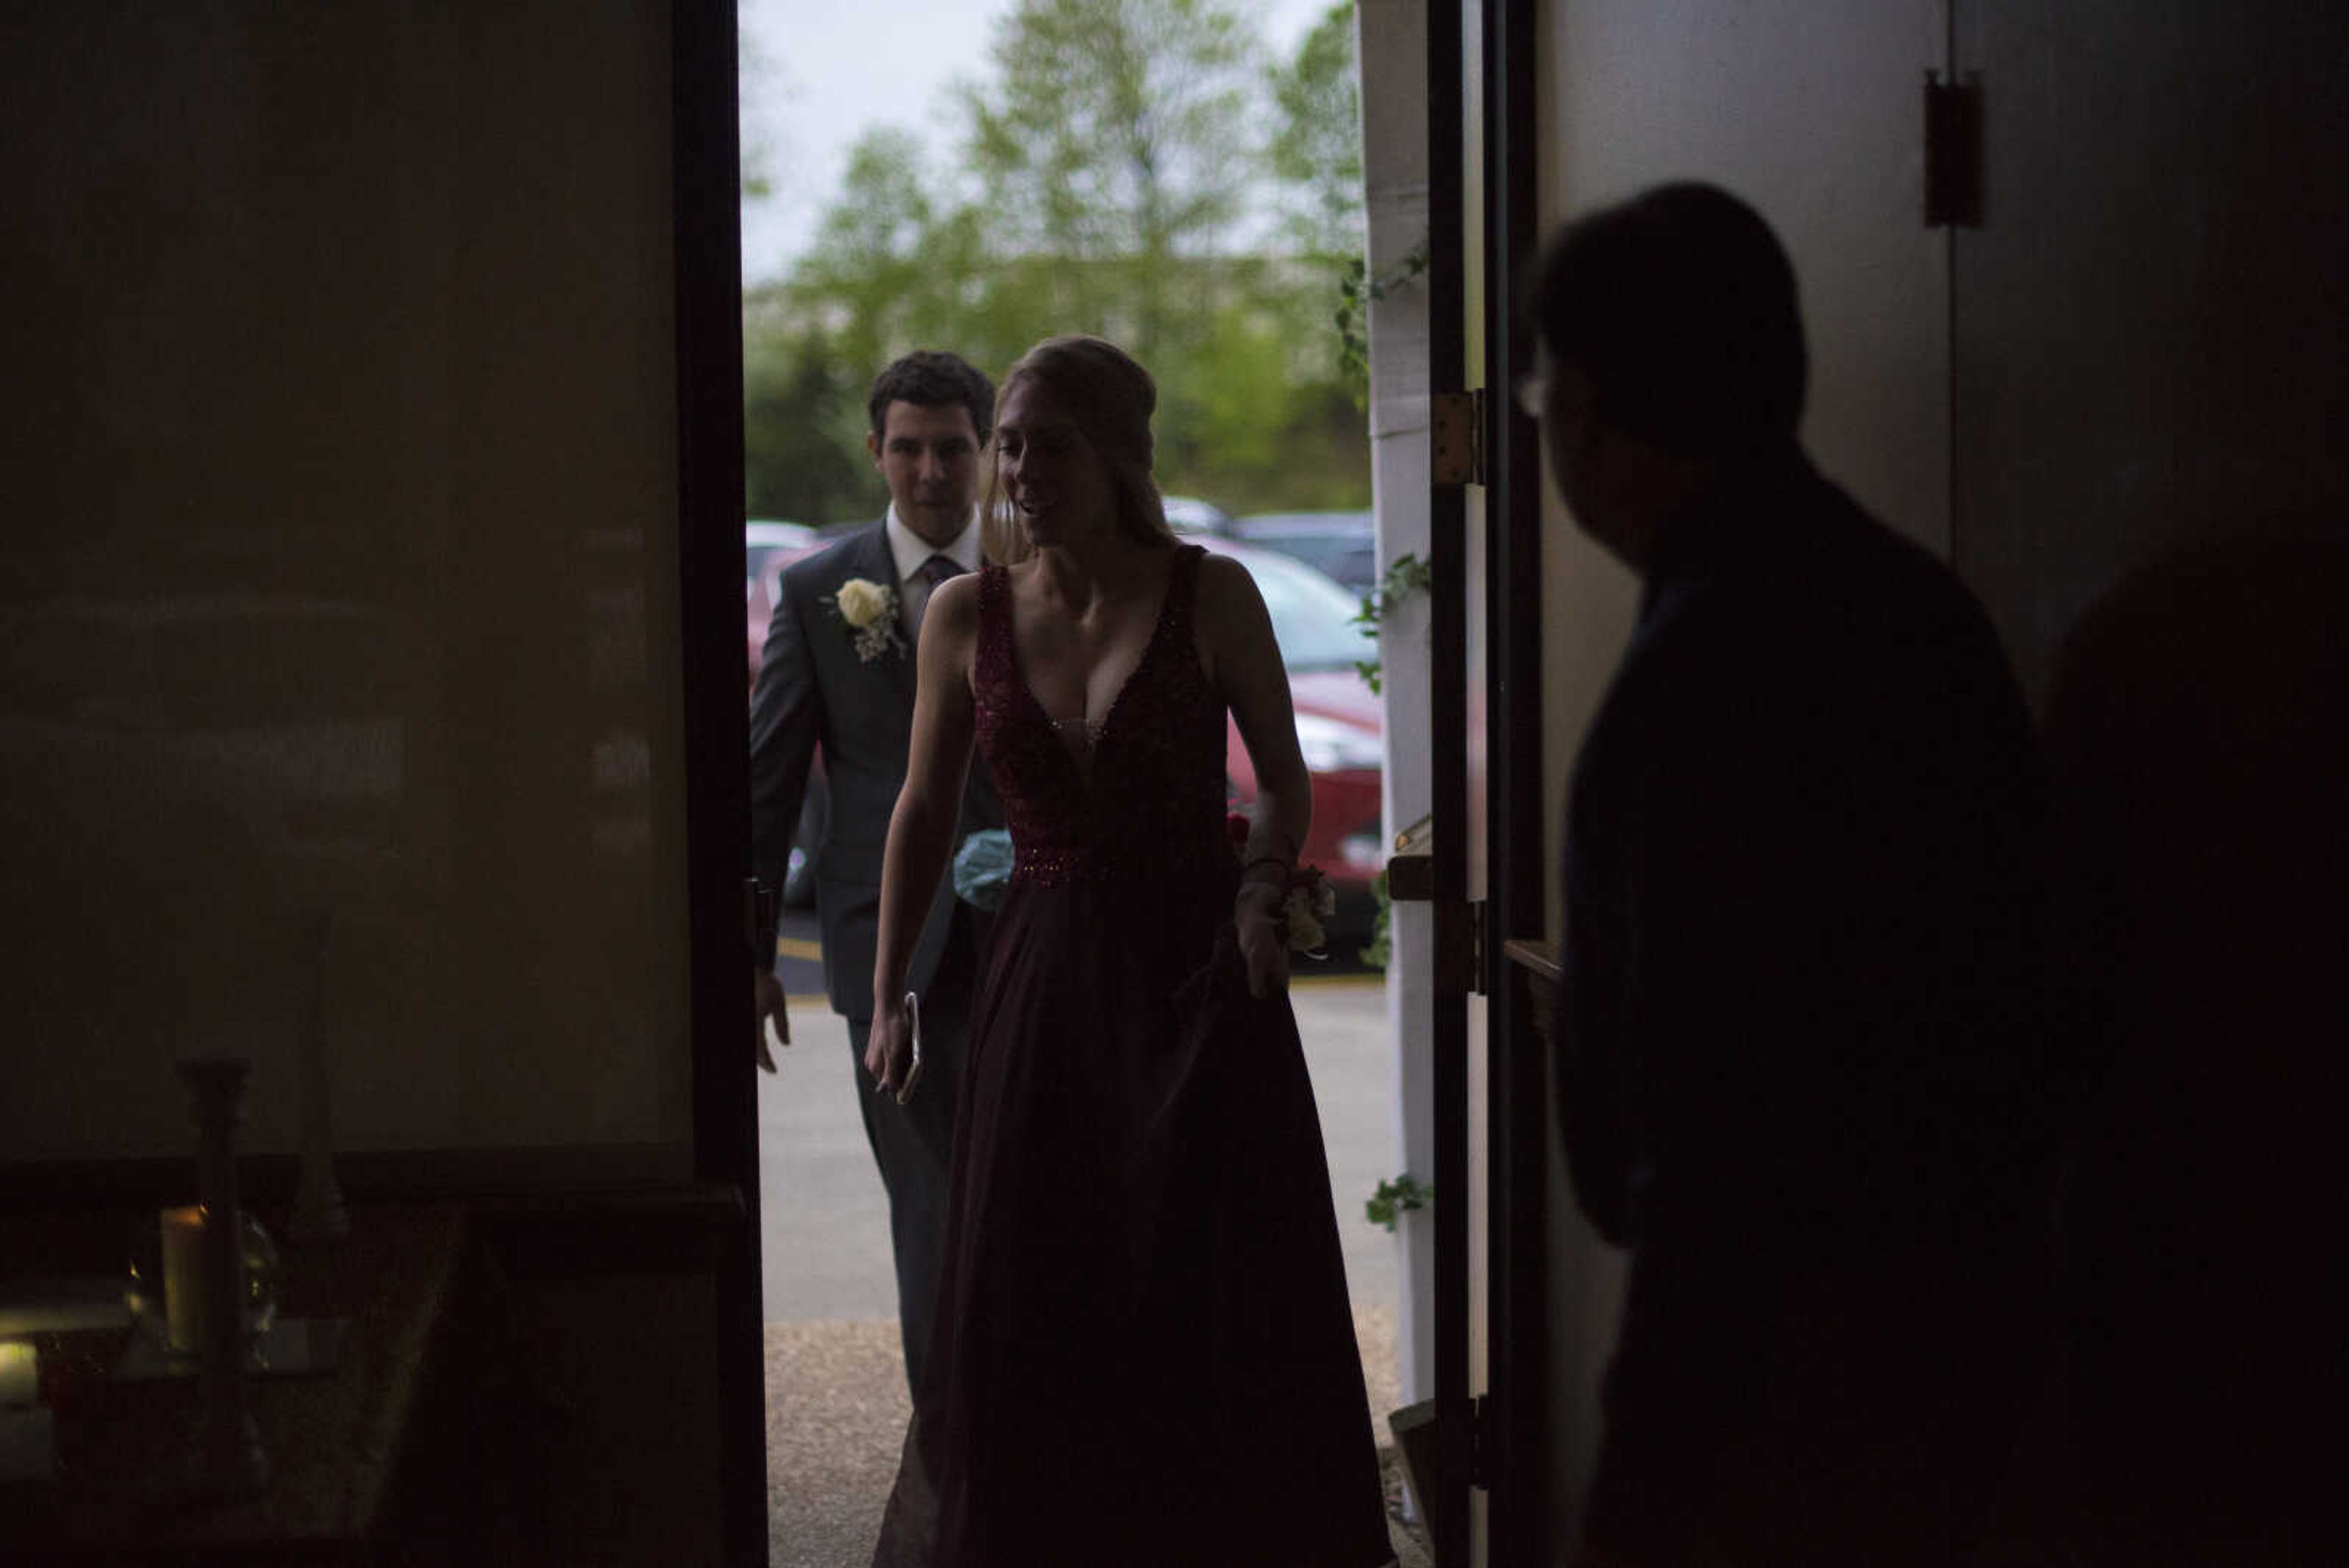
top-left (864, 336), bottom-right (1393, 1568)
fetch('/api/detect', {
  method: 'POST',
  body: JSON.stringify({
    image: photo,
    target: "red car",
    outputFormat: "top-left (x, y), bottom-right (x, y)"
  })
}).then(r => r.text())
top-left (1191, 535), bottom-right (1386, 901)
top-left (746, 527), bottom-right (1386, 917)
top-left (745, 519), bottom-right (823, 690)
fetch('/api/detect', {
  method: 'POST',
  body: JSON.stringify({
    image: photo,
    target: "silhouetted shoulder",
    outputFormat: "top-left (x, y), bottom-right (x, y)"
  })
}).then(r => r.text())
top-left (1192, 548), bottom-right (1259, 603)
top-left (1190, 549), bottom-right (1274, 648)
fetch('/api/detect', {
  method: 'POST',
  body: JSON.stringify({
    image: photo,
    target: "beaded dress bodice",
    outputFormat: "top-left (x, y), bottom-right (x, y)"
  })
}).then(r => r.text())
top-left (973, 545), bottom-right (1229, 888)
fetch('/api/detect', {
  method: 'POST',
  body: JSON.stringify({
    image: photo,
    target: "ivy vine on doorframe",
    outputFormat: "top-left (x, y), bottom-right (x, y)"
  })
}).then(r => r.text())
top-left (1349, 551), bottom-right (1433, 695)
top-left (1335, 238), bottom-right (1433, 399)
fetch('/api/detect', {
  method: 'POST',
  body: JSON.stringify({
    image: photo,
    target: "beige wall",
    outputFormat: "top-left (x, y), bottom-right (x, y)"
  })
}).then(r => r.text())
top-left (1951, 1), bottom-right (2349, 706)
top-left (1529, 0), bottom-right (1953, 1538)
top-left (1, 3), bottom-right (692, 1163)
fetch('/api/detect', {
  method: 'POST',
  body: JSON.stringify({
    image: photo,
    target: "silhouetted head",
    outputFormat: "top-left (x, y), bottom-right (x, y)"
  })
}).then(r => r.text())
top-left (1525, 181), bottom-right (1807, 457)
top-left (986, 335), bottom-right (1176, 561)
top-left (864, 351), bottom-right (995, 548)
top-left (1521, 185), bottom-right (1808, 568)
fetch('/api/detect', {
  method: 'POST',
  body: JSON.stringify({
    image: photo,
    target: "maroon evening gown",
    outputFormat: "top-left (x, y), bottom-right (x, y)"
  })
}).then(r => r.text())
top-left (871, 544), bottom-right (1393, 1568)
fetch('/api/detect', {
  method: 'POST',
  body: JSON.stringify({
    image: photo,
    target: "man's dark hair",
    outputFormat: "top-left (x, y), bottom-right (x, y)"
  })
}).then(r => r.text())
top-left (1523, 182), bottom-right (1808, 458)
top-left (867, 350), bottom-right (995, 444)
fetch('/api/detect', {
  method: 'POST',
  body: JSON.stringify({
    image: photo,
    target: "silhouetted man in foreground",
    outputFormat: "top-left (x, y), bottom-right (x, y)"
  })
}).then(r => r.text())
top-left (1527, 184), bottom-right (2073, 1566)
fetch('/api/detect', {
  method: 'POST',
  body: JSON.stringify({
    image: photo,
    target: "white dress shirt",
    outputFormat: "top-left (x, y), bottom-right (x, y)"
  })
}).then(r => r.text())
top-left (885, 505), bottom-right (984, 642)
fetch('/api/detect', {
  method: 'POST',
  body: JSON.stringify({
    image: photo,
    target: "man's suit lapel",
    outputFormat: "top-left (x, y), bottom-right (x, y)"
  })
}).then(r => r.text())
top-left (836, 521), bottom-right (917, 707)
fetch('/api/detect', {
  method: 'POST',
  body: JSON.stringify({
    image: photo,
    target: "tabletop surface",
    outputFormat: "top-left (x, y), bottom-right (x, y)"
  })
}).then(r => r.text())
top-left (0, 1201), bottom-right (469, 1551)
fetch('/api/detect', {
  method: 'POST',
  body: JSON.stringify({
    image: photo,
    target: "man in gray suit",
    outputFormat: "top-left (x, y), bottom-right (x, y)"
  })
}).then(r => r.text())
top-left (749, 349), bottom-right (1003, 1402)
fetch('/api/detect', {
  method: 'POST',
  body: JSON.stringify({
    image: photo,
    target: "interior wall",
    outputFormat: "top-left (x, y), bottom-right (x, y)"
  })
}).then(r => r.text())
top-left (1953, 0), bottom-right (2349, 705)
top-left (1529, 0), bottom-right (1951, 1537)
top-left (0, 2), bottom-right (692, 1164)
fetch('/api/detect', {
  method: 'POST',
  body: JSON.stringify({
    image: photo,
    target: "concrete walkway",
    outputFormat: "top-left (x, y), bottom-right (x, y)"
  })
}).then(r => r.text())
top-left (759, 979), bottom-right (1427, 1566)
top-left (763, 1310), bottom-right (1429, 1568)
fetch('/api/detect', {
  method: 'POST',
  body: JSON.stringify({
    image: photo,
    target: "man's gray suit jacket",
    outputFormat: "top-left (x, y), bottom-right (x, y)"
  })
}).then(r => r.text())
top-left (748, 519), bottom-right (1003, 1020)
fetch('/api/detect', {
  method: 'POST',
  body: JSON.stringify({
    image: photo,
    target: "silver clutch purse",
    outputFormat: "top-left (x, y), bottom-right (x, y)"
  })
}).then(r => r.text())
top-left (895, 990), bottom-right (924, 1105)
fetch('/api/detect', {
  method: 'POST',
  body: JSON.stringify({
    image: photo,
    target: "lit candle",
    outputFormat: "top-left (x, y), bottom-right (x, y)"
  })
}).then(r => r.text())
top-left (0, 1342), bottom-right (34, 1408)
top-left (161, 1205), bottom-right (208, 1353)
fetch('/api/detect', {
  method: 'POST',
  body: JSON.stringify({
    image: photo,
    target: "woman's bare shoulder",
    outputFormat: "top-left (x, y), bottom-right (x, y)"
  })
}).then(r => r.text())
top-left (930, 568), bottom-right (984, 614)
top-left (921, 571), bottom-right (985, 663)
top-left (1191, 549), bottom-right (1269, 629)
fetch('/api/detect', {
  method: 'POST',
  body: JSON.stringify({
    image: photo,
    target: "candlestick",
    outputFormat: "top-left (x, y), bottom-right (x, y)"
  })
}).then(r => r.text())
top-left (175, 1056), bottom-right (268, 1498)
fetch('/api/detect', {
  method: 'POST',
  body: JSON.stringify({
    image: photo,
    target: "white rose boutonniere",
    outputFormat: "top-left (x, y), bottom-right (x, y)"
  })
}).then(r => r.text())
top-left (822, 577), bottom-right (905, 663)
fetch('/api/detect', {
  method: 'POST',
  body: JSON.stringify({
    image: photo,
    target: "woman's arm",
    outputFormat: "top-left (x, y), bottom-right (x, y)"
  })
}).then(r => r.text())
top-left (1197, 554), bottom-right (1313, 997)
top-left (866, 572), bottom-right (982, 1094)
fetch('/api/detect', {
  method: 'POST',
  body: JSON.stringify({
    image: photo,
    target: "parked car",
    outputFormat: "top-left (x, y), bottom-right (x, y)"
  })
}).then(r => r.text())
top-left (1228, 510), bottom-right (1377, 594)
top-left (744, 527), bottom-right (1386, 925)
top-left (745, 522), bottom-right (828, 691)
top-left (747, 518), bottom-right (821, 552)
top-left (1195, 537), bottom-right (1387, 915)
top-left (1162, 494), bottom-right (1234, 534)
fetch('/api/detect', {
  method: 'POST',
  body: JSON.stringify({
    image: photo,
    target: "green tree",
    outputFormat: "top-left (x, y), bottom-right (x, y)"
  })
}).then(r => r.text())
top-left (741, 311), bottom-right (872, 522)
top-left (740, 0), bottom-right (1378, 520)
top-left (738, 23), bottom-right (789, 203)
top-left (962, 0), bottom-right (1263, 366)
top-left (1268, 2), bottom-right (1364, 262)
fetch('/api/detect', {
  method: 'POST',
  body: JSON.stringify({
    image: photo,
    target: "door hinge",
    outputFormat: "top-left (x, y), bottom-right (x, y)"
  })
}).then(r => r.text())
top-left (1431, 388), bottom-right (1485, 486)
top-left (1434, 897), bottom-right (1485, 997)
top-left (1924, 71), bottom-right (1984, 229)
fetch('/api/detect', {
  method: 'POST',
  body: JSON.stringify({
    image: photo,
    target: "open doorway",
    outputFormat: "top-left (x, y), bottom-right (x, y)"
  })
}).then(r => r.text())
top-left (737, 2), bottom-right (1420, 1562)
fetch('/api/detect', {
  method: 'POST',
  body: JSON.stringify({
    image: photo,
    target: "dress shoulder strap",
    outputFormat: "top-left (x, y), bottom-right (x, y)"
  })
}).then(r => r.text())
top-left (973, 562), bottom-right (1013, 686)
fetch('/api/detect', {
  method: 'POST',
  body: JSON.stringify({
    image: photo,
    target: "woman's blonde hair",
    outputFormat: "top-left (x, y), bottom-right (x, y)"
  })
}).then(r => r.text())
top-left (981, 335), bottom-right (1177, 563)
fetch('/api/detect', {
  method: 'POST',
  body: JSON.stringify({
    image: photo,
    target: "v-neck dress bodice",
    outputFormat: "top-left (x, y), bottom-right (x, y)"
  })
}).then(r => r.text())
top-left (874, 543), bottom-right (1393, 1568)
top-left (972, 544), bottom-right (1229, 886)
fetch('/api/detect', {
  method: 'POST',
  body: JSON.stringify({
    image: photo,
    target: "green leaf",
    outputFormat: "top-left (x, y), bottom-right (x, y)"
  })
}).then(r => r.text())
top-left (1365, 1172), bottom-right (1432, 1232)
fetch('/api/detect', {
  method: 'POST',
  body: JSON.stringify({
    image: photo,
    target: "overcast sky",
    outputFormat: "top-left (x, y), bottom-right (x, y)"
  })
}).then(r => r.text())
top-left (738, 0), bottom-right (1345, 283)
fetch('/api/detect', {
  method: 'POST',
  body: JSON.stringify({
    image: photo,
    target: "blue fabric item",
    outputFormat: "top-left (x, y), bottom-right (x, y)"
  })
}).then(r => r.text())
top-left (952, 828), bottom-right (1015, 911)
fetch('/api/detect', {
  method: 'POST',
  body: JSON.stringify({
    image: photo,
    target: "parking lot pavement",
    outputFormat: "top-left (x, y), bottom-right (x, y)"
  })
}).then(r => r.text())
top-left (757, 970), bottom-right (1399, 1324)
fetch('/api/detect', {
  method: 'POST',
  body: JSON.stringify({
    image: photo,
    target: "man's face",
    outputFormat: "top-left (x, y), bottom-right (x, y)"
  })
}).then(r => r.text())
top-left (869, 399), bottom-right (982, 548)
top-left (1535, 360), bottom-right (1601, 538)
top-left (1522, 359), bottom-right (1635, 564)
top-left (1535, 360), bottom-right (1679, 574)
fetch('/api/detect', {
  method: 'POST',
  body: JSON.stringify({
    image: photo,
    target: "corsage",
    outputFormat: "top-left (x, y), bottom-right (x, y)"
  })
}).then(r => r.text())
top-left (1227, 811), bottom-right (1337, 957)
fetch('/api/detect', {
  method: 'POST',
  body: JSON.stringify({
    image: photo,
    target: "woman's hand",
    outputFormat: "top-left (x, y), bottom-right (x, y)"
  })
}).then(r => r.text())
top-left (863, 1002), bottom-right (914, 1098)
top-left (1236, 883), bottom-right (1291, 998)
